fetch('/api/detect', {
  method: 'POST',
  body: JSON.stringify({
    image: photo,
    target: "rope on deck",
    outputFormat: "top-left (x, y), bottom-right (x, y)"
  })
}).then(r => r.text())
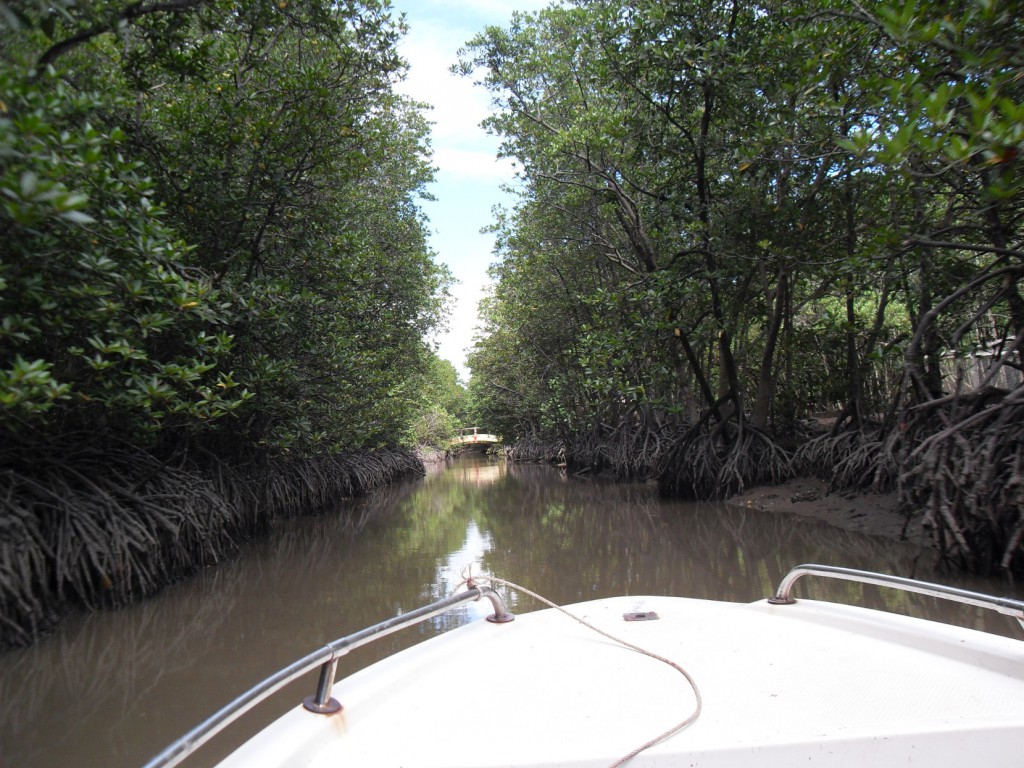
top-left (457, 570), bottom-right (703, 768)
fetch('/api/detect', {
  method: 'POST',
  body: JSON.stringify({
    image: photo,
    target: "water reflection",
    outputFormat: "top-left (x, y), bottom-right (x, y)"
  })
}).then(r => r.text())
top-left (446, 460), bottom-right (506, 486)
top-left (1, 455), bottom-right (1021, 768)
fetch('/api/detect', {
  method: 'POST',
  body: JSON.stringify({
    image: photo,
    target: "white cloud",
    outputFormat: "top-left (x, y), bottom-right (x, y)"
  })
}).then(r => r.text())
top-left (398, 0), bottom-right (550, 25)
top-left (396, 27), bottom-right (491, 138)
top-left (392, 0), bottom-right (551, 378)
top-left (431, 276), bottom-right (489, 383)
top-left (434, 147), bottom-right (515, 182)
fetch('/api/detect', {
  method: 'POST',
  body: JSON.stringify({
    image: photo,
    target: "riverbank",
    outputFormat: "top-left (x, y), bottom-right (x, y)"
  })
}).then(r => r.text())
top-left (0, 448), bottom-right (425, 651)
top-left (726, 478), bottom-right (930, 544)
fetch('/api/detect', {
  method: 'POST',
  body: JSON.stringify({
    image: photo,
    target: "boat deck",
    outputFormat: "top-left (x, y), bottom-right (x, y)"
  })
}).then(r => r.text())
top-left (217, 594), bottom-right (1024, 767)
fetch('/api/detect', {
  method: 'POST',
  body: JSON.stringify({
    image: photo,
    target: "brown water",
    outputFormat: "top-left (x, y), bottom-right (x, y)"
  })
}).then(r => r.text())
top-left (2, 455), bottom-right (1022, 768)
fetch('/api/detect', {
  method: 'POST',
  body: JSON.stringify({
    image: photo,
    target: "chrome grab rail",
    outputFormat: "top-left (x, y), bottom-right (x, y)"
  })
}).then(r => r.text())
top-left (768, 563), bottom-right (1024, 630)
top-left (143, 585), bottom-right (513, 768)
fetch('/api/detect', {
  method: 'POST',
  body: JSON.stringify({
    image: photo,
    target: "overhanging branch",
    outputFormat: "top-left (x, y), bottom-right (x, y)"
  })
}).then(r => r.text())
top-left (38, 0), bottom-right (209, 68)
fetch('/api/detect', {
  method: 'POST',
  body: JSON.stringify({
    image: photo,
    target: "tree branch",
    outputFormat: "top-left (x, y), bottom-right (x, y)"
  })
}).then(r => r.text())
top-left (903, 237), bottom-right (1024, 260)
top-left (38, 0), bottom-right (209, 68)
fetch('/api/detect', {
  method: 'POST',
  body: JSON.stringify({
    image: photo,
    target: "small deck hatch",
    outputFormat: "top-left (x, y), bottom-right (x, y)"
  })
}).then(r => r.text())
top-left (623, 611), bottom-right (659, 621)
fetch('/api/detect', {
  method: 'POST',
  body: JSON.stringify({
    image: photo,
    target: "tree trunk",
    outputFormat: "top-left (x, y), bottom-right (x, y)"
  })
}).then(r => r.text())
top-left (751, 270), bottom-right (787, 429)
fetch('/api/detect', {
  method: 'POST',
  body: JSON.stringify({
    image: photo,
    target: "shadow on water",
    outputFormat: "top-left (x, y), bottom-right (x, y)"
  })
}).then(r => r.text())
top-left (2, 455), bottom-right (1021, 768)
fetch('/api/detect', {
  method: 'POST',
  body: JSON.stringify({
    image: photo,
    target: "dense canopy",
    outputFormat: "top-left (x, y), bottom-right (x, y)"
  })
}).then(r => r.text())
top-left (461, 0), bottom-right (1023, 573)
top-left (1, 0), bottom-right (450, 452)
top-left (0, 0), bottom-right (455, 646)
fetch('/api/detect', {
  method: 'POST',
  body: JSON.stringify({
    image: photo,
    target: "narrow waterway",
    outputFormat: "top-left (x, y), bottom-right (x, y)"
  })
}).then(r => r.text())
top-left (2, 455), bottom-right (1022, 768)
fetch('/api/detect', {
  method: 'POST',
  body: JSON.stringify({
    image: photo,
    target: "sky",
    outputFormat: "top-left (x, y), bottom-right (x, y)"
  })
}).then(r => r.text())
top-left (392, 0), bottom-right (551, 381)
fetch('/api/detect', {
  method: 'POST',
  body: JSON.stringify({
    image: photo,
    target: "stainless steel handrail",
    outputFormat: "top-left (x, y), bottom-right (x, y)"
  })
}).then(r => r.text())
top-left (142, 585), bottom-right (513, 768)
top-left (768, 563), bottom-right (1024, 630)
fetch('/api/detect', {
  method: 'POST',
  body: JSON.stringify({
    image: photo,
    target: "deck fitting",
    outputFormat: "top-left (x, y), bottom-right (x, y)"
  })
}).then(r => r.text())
top-left (303, 695), bottom-right (342, 714)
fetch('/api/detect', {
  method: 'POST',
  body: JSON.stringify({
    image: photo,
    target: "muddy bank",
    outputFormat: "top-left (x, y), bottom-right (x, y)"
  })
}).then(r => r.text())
top-left (507, 433), bottom-right (931, 547)
top-left (726, 478), bottom-right (929, 545)
top-left (0, 448), bottom-right (424, 651)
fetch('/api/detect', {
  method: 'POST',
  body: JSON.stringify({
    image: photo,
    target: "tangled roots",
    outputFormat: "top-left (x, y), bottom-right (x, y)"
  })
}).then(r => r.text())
top-left (793, 429), bottom-right (895, 494)
top-left (0, 449), bottom-right (238, 649)
top-left (898, 388), bottom-right (1024, 575)
top-left (657, 426), bottom-right (792, 499)
top-left (0, 447), bottom-right (423, 650)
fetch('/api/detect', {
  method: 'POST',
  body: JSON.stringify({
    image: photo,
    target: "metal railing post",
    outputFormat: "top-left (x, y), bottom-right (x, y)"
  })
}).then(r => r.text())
top-left (143, 586), bottom-right (513, 768)
top-left (768, 563), bottom-right (1024, 630)
top-left (303, 658), bottom-right (341, 714)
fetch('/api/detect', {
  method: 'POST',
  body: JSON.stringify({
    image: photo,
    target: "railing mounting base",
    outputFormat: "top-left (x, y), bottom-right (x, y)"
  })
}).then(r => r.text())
top-left (303, 695), bottom-right (342, 714)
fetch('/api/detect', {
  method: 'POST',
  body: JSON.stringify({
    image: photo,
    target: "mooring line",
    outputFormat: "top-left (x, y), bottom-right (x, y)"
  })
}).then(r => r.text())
top-left (458, 572), bottom-right (703, 768)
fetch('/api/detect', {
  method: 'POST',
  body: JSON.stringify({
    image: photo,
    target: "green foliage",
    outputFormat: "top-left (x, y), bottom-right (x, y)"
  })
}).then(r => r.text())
top-left (466, 0), bottom-right (1024, 540)
top-left (460, 0), bottom-right (1024, 568)
top-left (463, 0), bottom-right (1023, 497)
top-left (405, 355), bottom-right (467, 447)
top-left (462, 0), bottom-right (825, 440)
top-left (842, 0), bottom-right (1023, 201)
top-left (0, 67), bottom-right (250, 434)
top-left (0, 0), bottom-right (450, 455)
top-left (0, 0), bottom-right (455, 645)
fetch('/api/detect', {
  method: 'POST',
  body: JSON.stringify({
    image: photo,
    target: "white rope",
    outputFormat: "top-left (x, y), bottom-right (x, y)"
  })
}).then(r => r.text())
top-left (458, 571), bottom-right (703, 768)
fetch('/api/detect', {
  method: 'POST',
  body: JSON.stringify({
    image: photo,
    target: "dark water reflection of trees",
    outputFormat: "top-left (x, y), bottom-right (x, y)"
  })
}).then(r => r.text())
top-left (2, 457), bottom-right (1021, 768)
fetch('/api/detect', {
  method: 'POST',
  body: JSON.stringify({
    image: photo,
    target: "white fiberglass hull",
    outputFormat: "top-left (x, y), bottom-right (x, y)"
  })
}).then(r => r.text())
top-left (217, 593), bottom-right (1024, 767)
